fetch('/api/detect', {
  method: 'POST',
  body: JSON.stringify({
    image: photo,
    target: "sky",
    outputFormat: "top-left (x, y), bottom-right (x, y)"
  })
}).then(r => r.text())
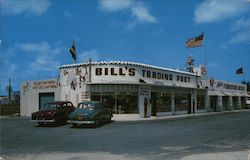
top-left (0, 0), bottom-right (250, 95)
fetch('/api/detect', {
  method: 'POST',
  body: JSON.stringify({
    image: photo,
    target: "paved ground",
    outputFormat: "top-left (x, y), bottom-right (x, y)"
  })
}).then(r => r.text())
top-left (1, 111), bottom-right (250, 160)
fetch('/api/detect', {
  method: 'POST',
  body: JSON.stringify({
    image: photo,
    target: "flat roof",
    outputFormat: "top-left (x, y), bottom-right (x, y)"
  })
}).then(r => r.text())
top-left (60, 61), bottom-right (198, 76)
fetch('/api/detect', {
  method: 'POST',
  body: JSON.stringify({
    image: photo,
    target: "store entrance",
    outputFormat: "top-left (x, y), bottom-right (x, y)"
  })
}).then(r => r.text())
top-left (210, 96), bottom-right (217, 111)
top-left (151, 92), bottom-right (157, 116)
top-left (39, 92), bottom-right (54, 109)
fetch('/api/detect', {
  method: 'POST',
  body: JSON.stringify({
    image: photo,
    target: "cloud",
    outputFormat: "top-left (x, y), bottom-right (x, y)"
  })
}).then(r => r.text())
top-left (2, 0), bottom-right (51, 16)
top-left (78, 49), bottom-right (101, 62)
top-left (194, 0), bottom-right (248, 24)
top-left (222, 17), bottom-right (250, 48)
top-left (131, 2), bottom-right (156, 23)
top-left (16, 42), bottom-right (63, 72)
top-left (99, 0), bottom-right (157, 25)
top-left (230, 17), bottom-right (250, 32)
top-left (99, 0), bottom-right (133, 12)
top-left (228, 30), bottom-right (250, 44)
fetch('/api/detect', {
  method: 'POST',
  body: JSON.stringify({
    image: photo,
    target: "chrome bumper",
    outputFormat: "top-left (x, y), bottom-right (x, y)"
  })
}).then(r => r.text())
top-left (67, 120), bottom-right (95, 124)
top-left (31, 119), bottom-right (55, 123)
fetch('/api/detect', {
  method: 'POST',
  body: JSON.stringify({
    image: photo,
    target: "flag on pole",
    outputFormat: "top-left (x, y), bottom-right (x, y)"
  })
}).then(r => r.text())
top-left (69, 40), bottom-right (76, 61)
top-left (186, 32), bottom-right (204, 48)
top-left (236, 67), bottom-right (243, 74)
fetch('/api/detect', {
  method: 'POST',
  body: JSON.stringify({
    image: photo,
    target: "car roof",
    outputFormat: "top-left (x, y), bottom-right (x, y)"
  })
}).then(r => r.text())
top-left (78, 101), bottom-right (101, 105)
top-left (46, 101), bottom-right (72, 105)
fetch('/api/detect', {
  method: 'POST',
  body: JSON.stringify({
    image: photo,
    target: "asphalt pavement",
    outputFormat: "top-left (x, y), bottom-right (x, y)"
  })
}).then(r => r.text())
top-left (1, 110), bottom-right (250, 160)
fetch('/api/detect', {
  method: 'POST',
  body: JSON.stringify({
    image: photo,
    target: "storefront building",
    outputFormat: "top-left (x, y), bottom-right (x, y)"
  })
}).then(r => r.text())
top-left (20, 61), bottom-right (248, 117)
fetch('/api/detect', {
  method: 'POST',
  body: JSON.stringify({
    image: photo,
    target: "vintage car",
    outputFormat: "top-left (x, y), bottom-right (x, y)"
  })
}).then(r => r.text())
top-left (31, 101), bottom-right (75, 126)
top-left (67, 101), bottom-right (112, 127)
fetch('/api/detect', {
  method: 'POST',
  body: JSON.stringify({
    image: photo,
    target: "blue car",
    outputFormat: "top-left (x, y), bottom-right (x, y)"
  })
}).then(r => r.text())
top-left (67, 101), bottom-right (112, 127)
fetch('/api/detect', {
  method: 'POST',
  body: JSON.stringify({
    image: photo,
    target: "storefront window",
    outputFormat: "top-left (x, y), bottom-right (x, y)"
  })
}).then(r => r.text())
top-left (156, 93), bottom-right (171, 112)
top-left (91, 90), bottom-right (138, 114)
top-left (175, 94), bottom-right (189, 112)
top-left (197, 94), bottom-right (205, 110)
top-left (222, 96), bottom-right (228, 111)
top-left (117, 93), bottom-right (138, 114)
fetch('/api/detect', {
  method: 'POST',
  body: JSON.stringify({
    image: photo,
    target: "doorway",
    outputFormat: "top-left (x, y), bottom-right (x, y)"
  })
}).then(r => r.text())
top-left (151, 92), bottom-right (157, 116)
top-left (39, 92), bottom-right (54, 109)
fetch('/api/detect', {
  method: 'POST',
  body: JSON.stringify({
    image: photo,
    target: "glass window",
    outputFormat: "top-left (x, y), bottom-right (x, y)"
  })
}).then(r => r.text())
top-left (175, 94), bottom-right (189, 111)
top-left (197, 94), bottom-right (205, 110)
top-left (156, 93), bottom-right (172, 112)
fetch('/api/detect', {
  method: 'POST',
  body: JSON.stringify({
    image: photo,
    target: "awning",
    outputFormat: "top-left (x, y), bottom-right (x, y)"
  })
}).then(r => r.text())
top-left (233, 92), bottom-right (242, 96)
top-left (208, 90), bottom-right (224, 96)
top-left (222, 91), bottom-right (235, 96)
top-left (241, 92), bottom-right (250, 97)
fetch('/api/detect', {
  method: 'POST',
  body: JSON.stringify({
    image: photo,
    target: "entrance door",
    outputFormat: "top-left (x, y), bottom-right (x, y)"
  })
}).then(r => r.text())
top-left (151, 92), bottom-right (157, 116)
top-left (210, 96), bottom-right (217, 111)
top-left (187, 94), bottom-right (192, 114)
top-left (39, 92), bottom-right (54, 109)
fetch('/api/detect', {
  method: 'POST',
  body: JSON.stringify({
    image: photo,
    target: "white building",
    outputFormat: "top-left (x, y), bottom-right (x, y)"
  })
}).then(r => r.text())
top-left (20, 61), bottom-right (248, 117)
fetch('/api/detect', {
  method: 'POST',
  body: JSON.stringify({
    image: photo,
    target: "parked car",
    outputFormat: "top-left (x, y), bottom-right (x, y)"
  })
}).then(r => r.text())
top-left (67, 101), bottom-right (112, 127)
top-left (31, 101), bottom-right (75, 126)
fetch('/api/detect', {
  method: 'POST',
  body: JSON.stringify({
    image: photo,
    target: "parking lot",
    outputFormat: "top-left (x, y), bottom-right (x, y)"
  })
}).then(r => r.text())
top-left (1, 110), bottom-right (250, 160)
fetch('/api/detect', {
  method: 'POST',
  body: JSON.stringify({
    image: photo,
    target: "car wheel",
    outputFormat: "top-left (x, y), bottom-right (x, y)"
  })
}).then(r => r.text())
top-left (72, 123), bottom-right (78, 128)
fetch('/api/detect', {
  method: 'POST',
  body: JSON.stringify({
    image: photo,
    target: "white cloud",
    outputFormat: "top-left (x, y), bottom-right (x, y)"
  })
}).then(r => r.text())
top-left (2, 0), bottom-right (51, 16)
top-left (230, 17), bottom-right (250, 32)
top-left (78, 49), bottom-right (101, 62)
top-left (194, 0), bottom-right (248, 24)
top-left (228, 30), bottom-right (250, 44)
top-left (99, 0), bottom-right (156, 25)
top-left (99, 0), bottom-right (133, 12)
top-left (131, 2), bottom-right (156, 23)
top-left (16, 42), bottom-right (63, 72)
top-left (222, 17), bottom-right (250, 48)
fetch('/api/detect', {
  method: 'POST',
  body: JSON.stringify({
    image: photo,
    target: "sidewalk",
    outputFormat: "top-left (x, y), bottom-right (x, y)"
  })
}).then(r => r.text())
top-left (112, 109), bottom-right (250, 122)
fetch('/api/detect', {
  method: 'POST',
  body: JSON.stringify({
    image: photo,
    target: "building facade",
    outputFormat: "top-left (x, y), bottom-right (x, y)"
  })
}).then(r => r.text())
top-left (20, 61), bottom-right (248, 117)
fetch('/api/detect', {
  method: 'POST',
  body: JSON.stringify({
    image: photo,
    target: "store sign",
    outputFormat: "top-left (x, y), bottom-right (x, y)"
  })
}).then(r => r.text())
top-left (95, 67), bottom-right (136, 76)
top-left (141, 69), bottom-right (191, 84)
top-left (32, 80), bottom-right (57, 89)
top-left (214, 80), bottom-right (246, 91)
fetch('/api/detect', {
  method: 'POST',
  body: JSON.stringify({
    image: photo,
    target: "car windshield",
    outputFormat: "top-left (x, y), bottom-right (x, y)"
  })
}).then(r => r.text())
top-left (78, 103), bottom-right (96, 110)
top-left (42, 103), bottom-right (62, 110)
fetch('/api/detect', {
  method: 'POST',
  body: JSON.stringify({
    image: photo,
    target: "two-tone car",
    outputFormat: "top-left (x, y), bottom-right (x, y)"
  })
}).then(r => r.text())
top-left (31, 101), bottom-right (75, 126)
top-left (67, 101), bottom-right (112, 127)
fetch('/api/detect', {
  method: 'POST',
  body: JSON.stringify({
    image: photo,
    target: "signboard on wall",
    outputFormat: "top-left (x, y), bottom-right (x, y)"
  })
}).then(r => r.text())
top-left (32, 80), bottom-right (57, 90)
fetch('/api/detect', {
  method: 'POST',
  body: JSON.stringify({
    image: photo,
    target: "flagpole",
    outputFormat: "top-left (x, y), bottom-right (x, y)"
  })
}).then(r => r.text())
top-left (73, 38), bottom-right (76, 63)
top-left (203, 41), bottom-right (207, 66)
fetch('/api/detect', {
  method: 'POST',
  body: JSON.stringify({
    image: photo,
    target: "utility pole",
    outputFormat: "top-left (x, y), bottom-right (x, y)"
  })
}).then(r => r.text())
top-left (8, 78), bottom-right (12, 102)
top-left (89, 58), bottom-right (92, 82)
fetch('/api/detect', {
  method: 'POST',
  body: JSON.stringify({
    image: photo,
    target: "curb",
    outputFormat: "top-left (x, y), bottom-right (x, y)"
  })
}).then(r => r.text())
top-left (112, 109), bottom-right (250, 122)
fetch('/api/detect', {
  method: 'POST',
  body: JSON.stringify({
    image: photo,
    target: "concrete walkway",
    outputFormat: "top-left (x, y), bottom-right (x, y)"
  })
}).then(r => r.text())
top-left (112, 109), bottom-right (250, 122)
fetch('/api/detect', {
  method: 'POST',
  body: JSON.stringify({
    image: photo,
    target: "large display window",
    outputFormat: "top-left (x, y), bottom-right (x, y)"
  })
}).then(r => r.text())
top-left (90, 84), bottom-right (138, 114)
top-left (175, 94), bottom-right (190, 112)
top-left (156, 93), bottom-right (172, 112)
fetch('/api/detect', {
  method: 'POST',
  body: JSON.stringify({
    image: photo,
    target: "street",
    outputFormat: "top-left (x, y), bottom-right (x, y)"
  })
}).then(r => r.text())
top-left (1, 110), bottom-right (250, 160)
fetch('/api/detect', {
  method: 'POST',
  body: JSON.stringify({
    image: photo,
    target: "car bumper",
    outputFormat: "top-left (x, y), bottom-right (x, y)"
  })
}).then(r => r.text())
top-left (67, 120), bottom-right (95, 124)
top-left (31, 119), bottom-right (55, 123)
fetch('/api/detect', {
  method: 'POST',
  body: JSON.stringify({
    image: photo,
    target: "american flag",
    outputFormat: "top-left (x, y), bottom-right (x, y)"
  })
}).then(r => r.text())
top-left (69, 40), bottom-right (76, 61)
top-left (186, 32), bottom-right (204, 48)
